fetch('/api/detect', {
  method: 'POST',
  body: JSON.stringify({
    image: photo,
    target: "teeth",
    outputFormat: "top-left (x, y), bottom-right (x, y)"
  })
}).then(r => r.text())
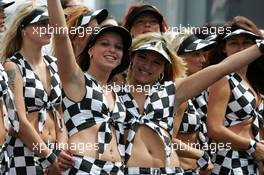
top-left (105, 55), bottom-right (116, 60)
top-left (139, 70), bottom-right (150, 75)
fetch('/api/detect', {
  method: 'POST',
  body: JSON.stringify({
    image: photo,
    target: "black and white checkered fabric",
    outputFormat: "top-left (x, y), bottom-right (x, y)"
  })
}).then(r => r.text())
top-left (10, 52), bottom-right (62, 132)
top-left (1, 135), bottom-right (60, 175)
top-left (30, 10), bottom-right (48, 24)
top-left (124, 166), bottom-right (184, 175)
top-left (177, 35), bottom-right (215, 55)
top-left (179, 99), bottom-right (200, 133)
top-left (211, 149), bottom-right (258, 175)
top-left (63, 155), bottom-right (124, 175)
top-left (192, 90), bottom-right (208, 121)
top-left (1, 135), bottom-right (43, 175)
top-left (192, 90), bottom-right (211, 147)
top-left (0, 65), bottom-right (19, 132)
top-left (77, 9), bottom-right (108, 28)
top-left (178, 99), bottom-right (209, 146)
top-left (62, 72), bottom-right (126, 159)
top-left (183, 169), bottom-right (199, 175)
top-left (210, 72), bottom-right (264, 174)
top-left (117, 81), bottom-right (176, 164)
top-left (225, 73), bottom-right (263, 132)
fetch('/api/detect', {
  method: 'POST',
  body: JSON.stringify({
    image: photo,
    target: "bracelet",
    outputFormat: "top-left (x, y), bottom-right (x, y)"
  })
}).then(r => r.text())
top-left (39, 151), bottom-right (57, 169)
top-left (196, 151), bottom-right (210, 170)
top-left (256, 39), bottom-right (264, 54)
top-left (246, 139), bottom-right (257, 156)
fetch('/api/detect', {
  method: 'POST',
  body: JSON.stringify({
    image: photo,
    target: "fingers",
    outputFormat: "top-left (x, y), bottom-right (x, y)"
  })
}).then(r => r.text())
top-left (57, 150), bottom-right (74, 171)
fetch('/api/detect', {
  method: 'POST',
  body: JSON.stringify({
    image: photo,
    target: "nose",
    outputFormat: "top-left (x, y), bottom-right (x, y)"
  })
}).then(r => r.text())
top-left (142, 60), bottom-right (152, 70)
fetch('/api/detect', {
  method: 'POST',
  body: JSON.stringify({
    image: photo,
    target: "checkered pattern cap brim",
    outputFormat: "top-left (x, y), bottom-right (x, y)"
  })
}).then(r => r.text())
top-left (223, 29), bottom-right (260, 40)
top-left (205, 34), bottom-right (217, 41)
top-left (30, 10), bottom-right (48, 24)
top-left (77, 9), bottom-right (108, 27)
top-left (177, 34), bottom-right (215, 55)
top-left (133, 41), bottom-right (172, 63)
top-left (20, 8), bottom-right (48, 28)
top-left (0, 0), bottom-right (14, 8)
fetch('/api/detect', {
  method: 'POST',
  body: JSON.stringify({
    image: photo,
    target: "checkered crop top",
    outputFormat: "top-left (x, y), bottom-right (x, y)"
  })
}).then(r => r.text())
top-left (225, 73), bottom-right (264, 141)
top-left (62, 72), bottom-right (126, 159)
top-left (10, 53), bottom-right (62, 132)
top-left (0, 65), bottom-right (19, 132)
top-left (118, 81), bottom-right (176, 164)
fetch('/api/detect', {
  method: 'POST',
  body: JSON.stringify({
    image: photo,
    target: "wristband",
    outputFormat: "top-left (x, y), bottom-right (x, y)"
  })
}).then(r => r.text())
top-left (39, 151), bottom-right (57, 169)
top-left (196, 151), bottom-right (210, 170)
top-left (256, 39), bottom-right (264, 54)
top-left (246, 139), bottom-right (257, 156)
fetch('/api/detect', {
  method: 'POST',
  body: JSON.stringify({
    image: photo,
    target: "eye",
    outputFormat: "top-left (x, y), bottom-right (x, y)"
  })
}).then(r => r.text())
top-left (137, 53), bottom-right (147, 60)
top-left (115, 44), bottom-right (123, 51)
top-left (100, 41), bottom-right (110, 46)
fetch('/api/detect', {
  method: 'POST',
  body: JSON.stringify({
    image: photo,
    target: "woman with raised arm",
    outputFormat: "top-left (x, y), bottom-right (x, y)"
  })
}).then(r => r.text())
top-left (206, 22), bottom-right (264, 174)
top-left (117, 32), bottom-right (264, 175)
top-left (164, 31), bottom-right (216, 175)
top-left (0, 2), bottom-right (68, 175)
top-left (47, 0), bottom-right (132, 174)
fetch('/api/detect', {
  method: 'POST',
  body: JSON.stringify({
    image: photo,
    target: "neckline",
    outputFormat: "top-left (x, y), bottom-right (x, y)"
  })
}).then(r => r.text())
top-left (84, 72), bottom-right (117, 113)
top-left (18, 52), bottom-right (53, 97)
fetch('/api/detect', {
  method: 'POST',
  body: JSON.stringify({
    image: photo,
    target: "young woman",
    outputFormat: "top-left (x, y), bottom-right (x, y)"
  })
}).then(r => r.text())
top-left (206, 24), bottom-right (264, 174)
top-left (117, 32), bottom-right (264, 175)
top-left (47, 0), bottom-right (132, 174)
top-left (122, 2), bottom-right (167, 37)
top-left (165, 31), bottom-right (216, 174)
top-left (0, 3), bottom-right (67, 175)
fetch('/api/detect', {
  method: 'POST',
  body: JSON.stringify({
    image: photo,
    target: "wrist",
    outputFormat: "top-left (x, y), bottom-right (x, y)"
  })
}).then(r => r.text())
top-left (39, 150), bottom-right (57, 169)
top-left (196, 151), bottom-right (210, 170)
top-left (246, 139), bottom-right (257, 156)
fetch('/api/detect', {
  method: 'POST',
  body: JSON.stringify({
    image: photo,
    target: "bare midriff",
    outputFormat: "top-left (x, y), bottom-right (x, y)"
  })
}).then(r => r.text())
top-left (126, 125), bottom-right (180, 167)
top-left (68, 124), bottom-right (122, 162)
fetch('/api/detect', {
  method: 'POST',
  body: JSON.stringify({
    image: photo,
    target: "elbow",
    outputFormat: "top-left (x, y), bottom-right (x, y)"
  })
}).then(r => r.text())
top-left (207, 125), bottom-right (223, 141)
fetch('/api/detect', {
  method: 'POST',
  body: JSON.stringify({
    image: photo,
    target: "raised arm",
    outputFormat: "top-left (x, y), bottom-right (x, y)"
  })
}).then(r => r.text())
top-left (47, 0), bottom-right (84, 98)
top-left (175, 44), bottom-right (263, 105)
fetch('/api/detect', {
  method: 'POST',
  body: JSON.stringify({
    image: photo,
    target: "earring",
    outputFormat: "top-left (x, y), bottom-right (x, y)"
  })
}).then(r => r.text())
top-left (159, 73), bottom-right (164, 81)
top-left (89, 53), bottom-right (93, 59)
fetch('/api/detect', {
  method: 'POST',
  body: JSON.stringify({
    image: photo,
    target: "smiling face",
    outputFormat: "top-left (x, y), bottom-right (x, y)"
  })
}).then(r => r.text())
top-left (130, 12), bottom-right (160, 37)
top-left (88, 31), bottom-right (123, 72)
top-left (182, 50), bottom-right (206, 75)
top-left (130, 50), bottom-right (166, 85)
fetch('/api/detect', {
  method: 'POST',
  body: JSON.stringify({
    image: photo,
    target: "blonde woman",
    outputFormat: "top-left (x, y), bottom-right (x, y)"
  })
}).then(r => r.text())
top-left (0, 2), bottom-right (67, 175)
top-left (117, 32), bottom-right (264, 175)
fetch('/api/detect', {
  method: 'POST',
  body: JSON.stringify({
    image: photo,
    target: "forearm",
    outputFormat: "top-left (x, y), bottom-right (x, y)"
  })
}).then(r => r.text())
top-left (47, 0), bottom-right (67, 37)
top-left (16, 119), bottom-right (53, 157)
top-left (208, 125), bottom-right (251, 151)
top-left (172, 138), bottom-right (203, 159)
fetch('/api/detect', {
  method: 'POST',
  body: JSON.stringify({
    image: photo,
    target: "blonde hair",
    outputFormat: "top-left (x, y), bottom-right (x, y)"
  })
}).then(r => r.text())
top-left (130, 32), bottom-right (186, 81)
top-left (164, 31), bottom-right (193, 55)
top-left (0, 2), bottom-right (41, 62)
